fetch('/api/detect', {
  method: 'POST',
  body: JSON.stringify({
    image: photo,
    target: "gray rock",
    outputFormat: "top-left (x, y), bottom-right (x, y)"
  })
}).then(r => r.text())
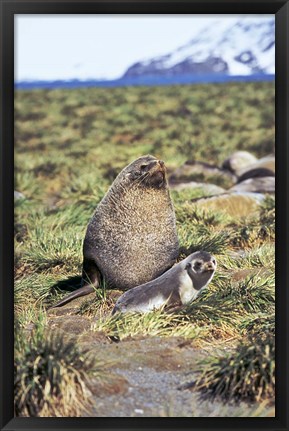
top-left (237, 155), bottom-right (275, 179)
top-left (222, 151), bottom-right (257, 175)
top-left (195, 192), bottom-right (265, 217)
top-left (237, 167), bottom-right (274, 184)
top-left (169, 161), bottom-right (235, 188)
top-left (170, 181), bottom-right (225, 196)
top-left (229, 177), bottom-right (275, 194)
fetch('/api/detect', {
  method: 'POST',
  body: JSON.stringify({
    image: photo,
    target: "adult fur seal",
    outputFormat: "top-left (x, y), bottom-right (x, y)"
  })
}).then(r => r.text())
top-left (112, 251), bottom-right (216, 314)
top-left (52, 155), bottom-right (179, 307)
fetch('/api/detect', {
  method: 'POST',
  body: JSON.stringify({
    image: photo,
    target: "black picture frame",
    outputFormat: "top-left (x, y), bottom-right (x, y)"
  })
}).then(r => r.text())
top-left (1, 1), bottom-right (288, 430)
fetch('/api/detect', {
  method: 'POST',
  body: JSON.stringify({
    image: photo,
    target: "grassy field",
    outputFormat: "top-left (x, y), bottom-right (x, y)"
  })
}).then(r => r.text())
top-left (14, 81), bottom-right (275, 416)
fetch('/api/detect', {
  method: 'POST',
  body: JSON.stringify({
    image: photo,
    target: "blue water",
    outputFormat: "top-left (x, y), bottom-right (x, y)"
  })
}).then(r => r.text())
top-left (15, 73), bottom-right (275, 90)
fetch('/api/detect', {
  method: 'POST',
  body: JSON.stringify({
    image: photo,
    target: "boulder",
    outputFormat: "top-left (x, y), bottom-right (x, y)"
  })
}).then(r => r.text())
top-left (229, 177), bottom-right (275, 194)
top-left (169, 161), bottom-right (235, 188)
top-left (170, 181), bottom-right (225, 196)
top-left (195, 192), bottom-right (265, 217)
top-left (237, 167), bottom-right (274, 184)
top-left (237, 155), bottom-right (275, 179)
top-left (222, 151), bottom-right (257, 175)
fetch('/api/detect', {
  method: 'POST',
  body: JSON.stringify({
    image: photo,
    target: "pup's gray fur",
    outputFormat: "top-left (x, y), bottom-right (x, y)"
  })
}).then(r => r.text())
top-left (112, 251), bottom-right (216, 314)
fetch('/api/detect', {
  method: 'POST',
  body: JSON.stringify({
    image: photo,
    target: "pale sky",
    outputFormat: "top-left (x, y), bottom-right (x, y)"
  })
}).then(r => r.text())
top-left (14, 14), bottom-right (266, 82)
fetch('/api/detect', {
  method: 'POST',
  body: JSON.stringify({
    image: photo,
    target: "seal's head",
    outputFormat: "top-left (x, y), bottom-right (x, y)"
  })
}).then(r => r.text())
top-left (185, 251), bottom-right (217, 291)
top-left (123, 155), bottom-right (167, 189)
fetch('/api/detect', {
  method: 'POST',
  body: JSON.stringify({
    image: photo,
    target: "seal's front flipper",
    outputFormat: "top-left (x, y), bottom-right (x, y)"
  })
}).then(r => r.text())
top-left (50, 260), bottom-right (101, 308)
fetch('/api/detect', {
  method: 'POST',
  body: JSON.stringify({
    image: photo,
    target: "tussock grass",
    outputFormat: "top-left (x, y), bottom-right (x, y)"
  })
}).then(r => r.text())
top-left (14, 322), bottom-right (108, 417)
top-left (240, 313), bottom-right (275, 336)
top-left (212, 273), bottom-right (275, 313)
top-left (178, 225), bottom-right (230, 256)
top-left (220, 243), bottom-right (274, 271)
top-left (229, 222), bottom-right (275, 249)
top-left (44, 204), bottom-right (92, 228)
top-left (92, 308), bottom-right (205, 341)
top-left (193, 332), bottom-right (275, 404)
top-left (20, 225), bottom-right (82, 272)
top-left (59, 171), bottom-right (107, 204)
top-left (174, 203), bottom-right (231, 227)
top-left (15, 171), bottom-right (44, 199)
top-left (260, 195), bottom-right (275, 218)
top-left (228, 196), bottom-right (275, 248)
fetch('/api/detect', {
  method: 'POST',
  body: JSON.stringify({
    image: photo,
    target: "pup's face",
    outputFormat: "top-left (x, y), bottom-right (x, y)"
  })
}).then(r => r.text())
top-left (187, 255), bottom-right (217, 275)
top-left (185, 251), bottom-right (217, 289)
top-left (124, 155), bottom-right (167, 189)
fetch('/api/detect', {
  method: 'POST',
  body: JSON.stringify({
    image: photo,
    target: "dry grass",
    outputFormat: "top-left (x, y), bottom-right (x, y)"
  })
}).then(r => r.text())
top-left (14, 323), bottom-right (109, 417)
top-left (192, 331), bottom-right (275, 404)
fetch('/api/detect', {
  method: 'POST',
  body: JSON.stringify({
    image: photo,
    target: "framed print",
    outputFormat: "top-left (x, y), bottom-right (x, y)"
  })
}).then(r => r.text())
top-left (1, 1), bottom-right (288, 430)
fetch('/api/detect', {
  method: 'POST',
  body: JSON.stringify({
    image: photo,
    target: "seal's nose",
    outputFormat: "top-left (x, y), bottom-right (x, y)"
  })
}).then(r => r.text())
top-left (206, 261), bottom-right (215, 271)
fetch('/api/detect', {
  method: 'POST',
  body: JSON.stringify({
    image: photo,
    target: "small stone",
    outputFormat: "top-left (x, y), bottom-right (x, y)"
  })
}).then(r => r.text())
top-left (134, 409), bottom-right (144, 414)
top-left (14, 190), bottom-right (25, 200)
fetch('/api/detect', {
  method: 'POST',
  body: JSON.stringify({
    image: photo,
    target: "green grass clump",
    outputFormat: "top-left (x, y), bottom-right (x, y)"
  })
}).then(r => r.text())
top-left (92, 308), bottom-right (206, 341)
top-left (193, 332), bottom-right (275, 403)
top-left (259, 195), bottom-right (275, 235)
top-left (178, 224), bottom-right (230, 256)
top-left (14, 324), bottom-right (103, 417)
top-left (21, 225), bottom-right (82, 272)
top-left (220, 243), bottom-right (274, 271)
top-left (174, 202), bottom-right (230, 228)
top-left (240, 313), bottom-right (275, 336)
top-left (214, 273), bottom-right (275, 314)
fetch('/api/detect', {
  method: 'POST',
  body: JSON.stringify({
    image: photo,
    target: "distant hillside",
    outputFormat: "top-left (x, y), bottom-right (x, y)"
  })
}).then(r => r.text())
top-left (123, 17), bottom-right (275, 78)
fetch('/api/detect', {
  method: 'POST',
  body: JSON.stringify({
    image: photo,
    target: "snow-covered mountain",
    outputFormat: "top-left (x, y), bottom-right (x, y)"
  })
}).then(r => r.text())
top-left (123, 17), bottom-right (275, 78)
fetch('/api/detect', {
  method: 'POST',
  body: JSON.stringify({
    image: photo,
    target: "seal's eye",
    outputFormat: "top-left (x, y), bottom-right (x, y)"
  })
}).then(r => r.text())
top-left (194, 260), bottom-right (203, 268)
top-left (140, 164), bottom-right (148, 171)
top-left (128, 171), bottom-right (139, 179)
top-left (212, 259), bottom-right (216, 265)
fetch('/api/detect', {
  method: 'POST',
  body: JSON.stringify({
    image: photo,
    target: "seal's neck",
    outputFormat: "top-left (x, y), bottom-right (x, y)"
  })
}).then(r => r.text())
top-left (179, 272), bottom-right (201, 304)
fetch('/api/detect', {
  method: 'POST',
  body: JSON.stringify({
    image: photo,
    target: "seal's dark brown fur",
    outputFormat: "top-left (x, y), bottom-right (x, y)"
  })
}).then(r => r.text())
top-left (52, 155), bottom-right (179, 307)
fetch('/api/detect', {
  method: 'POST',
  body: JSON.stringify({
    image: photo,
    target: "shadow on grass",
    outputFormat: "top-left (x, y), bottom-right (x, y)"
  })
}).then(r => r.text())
top-left (50, 275), bottom-right (82, 295)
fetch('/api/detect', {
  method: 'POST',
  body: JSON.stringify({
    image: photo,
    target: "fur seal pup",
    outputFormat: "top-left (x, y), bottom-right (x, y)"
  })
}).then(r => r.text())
top-left (112, 251), bottom-right (216, 314)
top-left (52, 155), bottom-right (179, 307)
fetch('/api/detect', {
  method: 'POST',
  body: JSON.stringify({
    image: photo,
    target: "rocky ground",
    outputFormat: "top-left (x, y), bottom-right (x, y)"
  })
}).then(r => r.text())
top-left (47, 295), bottom-right (274, 417)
